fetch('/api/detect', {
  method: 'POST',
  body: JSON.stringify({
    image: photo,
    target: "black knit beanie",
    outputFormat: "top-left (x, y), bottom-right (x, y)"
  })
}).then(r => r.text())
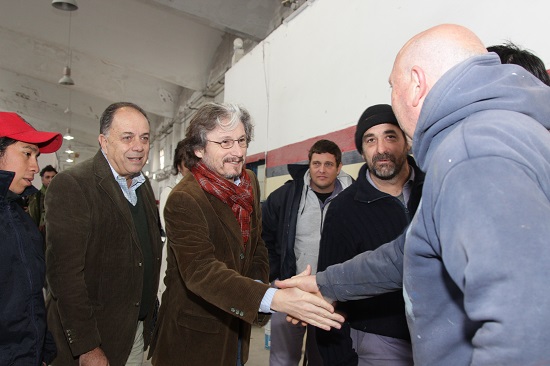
top-left (355, 104), bottom-right (399, 154)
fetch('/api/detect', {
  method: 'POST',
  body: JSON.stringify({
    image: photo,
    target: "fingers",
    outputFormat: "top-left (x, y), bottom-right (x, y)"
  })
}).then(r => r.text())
top-left (296, 293), bottom-right (344, 330)
top-left (297, 265), bottom-right (312, 277)
top-left (299, 309), bottom-right (344, 331)
top-left (274, 277), bottom-right (295, 289)
top-left (286, 315), bottom-right (303, 326)
top-left (277, 275), bottom-right (319, 294)
top-left (271, 287), bottom-right (343, 331)
top-left (275, 266), bottom-right (312, 289)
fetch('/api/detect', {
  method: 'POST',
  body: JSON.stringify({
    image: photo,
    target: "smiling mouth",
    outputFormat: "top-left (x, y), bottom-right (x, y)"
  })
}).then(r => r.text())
top-left (224, 158), bottom-right (244, 165)
top-left (128, 157), bottom-right (143, 162)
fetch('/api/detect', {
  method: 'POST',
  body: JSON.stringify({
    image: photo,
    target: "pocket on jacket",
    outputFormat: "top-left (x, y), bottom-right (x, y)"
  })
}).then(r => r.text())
top-left (177, 311), bottom-right (220, 334)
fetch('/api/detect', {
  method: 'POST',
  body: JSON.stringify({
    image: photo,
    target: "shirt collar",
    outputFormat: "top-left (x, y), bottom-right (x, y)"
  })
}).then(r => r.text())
top-left (366, 164), bottom-right (415, 204)
top-left (102, 151), bottom-right (145, 205)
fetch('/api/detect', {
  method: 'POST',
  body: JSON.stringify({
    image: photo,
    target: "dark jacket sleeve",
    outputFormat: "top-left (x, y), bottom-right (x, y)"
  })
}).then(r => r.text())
top-left (42, 329), bottom-right (57, 364)
top-left (45, 172), bottom-right (102, 356)
top-left (316, 198), bottom-right (359, 365)
top-left (248, 174), bottom-right (270, 285)
top-left (317, 232), bottom-right (405, 302)
top-left (261, 186), bottom-right (285, 282)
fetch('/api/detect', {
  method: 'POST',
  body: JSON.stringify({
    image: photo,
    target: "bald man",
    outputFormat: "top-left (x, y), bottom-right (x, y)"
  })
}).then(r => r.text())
top-left (279, 24), bottom-right (550, 365)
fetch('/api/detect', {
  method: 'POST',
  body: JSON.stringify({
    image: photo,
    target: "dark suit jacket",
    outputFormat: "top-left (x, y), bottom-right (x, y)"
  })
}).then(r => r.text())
top-left (45, 151), bottom-right (162, 366)
top-left (150, 169), bottom-right (270, 366)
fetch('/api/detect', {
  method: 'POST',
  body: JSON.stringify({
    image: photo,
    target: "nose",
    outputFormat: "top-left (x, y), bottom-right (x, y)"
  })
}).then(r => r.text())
top-left (30, 157), bottom-right (39, 174)
top-left (375, 140), bottom-right (389, 154)
top-left (132, 139), bottom-right (146, 152)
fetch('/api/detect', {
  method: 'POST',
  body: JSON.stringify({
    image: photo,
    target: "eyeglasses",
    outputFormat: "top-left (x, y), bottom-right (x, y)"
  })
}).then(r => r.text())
top-left (207, 137), bottom-right (248, 149)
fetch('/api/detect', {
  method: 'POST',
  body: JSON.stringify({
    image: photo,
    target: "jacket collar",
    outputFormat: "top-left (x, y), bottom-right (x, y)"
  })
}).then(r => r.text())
top-left (1, 169), bottom-right (38, 202)
top-left (189, 170), bottom-right (253, 251)
top-left (287, 163), bottom-right (309, 181)
top-left (354, 155), bottom-right (421, 203)
top-left (93, 150), bottom-right (142, 244)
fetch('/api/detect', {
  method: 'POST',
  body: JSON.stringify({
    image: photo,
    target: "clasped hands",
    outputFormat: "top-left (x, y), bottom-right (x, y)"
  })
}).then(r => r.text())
top-left (270, 265), bottom-right (343, 331)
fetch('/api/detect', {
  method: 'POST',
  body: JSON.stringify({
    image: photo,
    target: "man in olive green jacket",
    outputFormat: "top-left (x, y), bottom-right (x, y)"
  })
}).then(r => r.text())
top-left (46, 102), bottom-right (162, 366)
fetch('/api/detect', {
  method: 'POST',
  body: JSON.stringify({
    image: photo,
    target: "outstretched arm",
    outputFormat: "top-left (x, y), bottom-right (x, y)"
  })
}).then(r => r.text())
top-left (277, 233), bottom-right (406, 302)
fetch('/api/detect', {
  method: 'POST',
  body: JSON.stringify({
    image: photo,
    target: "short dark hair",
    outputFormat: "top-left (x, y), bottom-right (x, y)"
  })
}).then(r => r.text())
top-left (40, 165), bottom-right (58, 177)
top-left (487, 42), bottom-right (550, 86)
top-left (99, 102), bottom-right (150, 135)
top-left (181, 102), bottom-right (253, 169)
top-left (0, 137), bottom-right (17, 160)
top-left (308, 139), bottom-right (342, 166)
top-left (172, 139), bottom-right (186, 175)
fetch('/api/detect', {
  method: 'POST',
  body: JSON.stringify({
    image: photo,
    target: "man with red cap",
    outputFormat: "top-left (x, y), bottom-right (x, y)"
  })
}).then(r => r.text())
top-left (0, 112), bottom-right (62, 365)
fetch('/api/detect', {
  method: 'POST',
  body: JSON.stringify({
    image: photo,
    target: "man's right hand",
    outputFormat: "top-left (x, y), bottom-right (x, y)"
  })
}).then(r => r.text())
top-left (270, 286), bottom-right (344, 331)
top-left (271, 265), bottom-right (343, 330)
top-left (79, 347), bottom-right (109, 366)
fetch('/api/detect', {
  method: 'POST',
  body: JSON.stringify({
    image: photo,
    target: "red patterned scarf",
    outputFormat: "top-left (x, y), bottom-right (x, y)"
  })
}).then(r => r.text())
top-left (191, 161), bottom-right (254, 248)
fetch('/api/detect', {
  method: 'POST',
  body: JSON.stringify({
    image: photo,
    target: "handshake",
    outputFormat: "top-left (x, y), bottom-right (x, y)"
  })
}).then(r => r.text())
top-left (269, 265), bottom-right (344, 331)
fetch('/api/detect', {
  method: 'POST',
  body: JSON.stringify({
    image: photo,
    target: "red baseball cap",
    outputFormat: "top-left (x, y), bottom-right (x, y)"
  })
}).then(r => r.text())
top-left (0, 112), bottom-right (63, 153)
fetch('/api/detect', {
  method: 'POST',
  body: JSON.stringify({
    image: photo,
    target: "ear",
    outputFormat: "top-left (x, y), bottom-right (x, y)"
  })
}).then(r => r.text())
top-left (194, 148), bottom-right (204, 159)
top-left (98, 134), bottom-right (107, 151)
top-left (337, 162), bottom-right (343, 174)
top-left (411, 65), bottom-right (429, 108)
top-left (405, 137), bottom-right (412, 153)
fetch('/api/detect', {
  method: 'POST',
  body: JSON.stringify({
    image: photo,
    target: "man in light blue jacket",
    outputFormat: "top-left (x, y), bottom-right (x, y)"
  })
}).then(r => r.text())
top-left (279, 24), bottom-right (550, 366)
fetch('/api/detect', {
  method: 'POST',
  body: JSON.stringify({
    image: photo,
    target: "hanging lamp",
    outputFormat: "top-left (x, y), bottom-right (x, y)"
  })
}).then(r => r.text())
top-left (52, 0), bottom-right (78, 11)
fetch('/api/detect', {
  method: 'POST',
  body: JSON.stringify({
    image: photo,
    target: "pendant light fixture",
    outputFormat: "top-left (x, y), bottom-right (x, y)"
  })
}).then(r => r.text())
top-left (59, 66), bottom-right (74, 86)
top-left (63, 128), bottom-right (74, 141)
top-left (52, 0), bottom-right (78, 11)
top-left (63, 93), bottom-right (75, 141)
top-left (57, 8), bottom-right (76, 85)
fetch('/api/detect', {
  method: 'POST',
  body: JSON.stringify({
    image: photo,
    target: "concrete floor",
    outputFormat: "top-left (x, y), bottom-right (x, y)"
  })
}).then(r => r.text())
top-left (143, 325), bottom-right (270, 365)
top-left (247, 325), bottom-right (272, 365)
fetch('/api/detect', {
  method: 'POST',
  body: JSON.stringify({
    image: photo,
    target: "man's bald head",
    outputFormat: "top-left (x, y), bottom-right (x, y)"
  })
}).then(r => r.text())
top-left (389, 24), bottom-right (488, 139)
top-left (398, 24), bottom-right (487, 82)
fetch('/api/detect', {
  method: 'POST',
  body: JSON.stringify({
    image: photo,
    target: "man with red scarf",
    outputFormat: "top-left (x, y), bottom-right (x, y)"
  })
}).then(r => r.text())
top-left (149, 102), bottom-right (343, 366)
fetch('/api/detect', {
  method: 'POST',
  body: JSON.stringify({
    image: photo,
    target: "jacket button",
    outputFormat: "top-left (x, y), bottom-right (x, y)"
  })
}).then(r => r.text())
top-left (138, 262), bottom-right (142, 267)
top-left (134, 302), bottom-right (140, 307)
top-left (240, 253), bottom-right (244, 260)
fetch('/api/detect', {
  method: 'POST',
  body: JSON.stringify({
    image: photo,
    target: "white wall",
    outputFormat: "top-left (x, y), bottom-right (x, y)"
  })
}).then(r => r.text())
top-left (225, 0), bottom-right (550, 155)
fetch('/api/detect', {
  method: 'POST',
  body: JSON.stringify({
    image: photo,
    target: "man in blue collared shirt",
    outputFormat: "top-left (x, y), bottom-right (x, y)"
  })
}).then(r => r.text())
top-left (45, 102), bottom-right (163, 366)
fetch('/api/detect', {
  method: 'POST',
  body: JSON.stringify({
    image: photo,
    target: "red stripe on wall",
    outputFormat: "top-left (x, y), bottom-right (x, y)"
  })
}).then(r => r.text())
top-left (266, 126), bottom-right (356, 168)
top-left (247, 152), bottom-right (266, 164)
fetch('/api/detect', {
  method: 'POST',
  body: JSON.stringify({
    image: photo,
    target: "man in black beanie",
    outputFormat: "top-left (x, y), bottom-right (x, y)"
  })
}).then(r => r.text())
top-left (315, 104), bottom-right (424, 365)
